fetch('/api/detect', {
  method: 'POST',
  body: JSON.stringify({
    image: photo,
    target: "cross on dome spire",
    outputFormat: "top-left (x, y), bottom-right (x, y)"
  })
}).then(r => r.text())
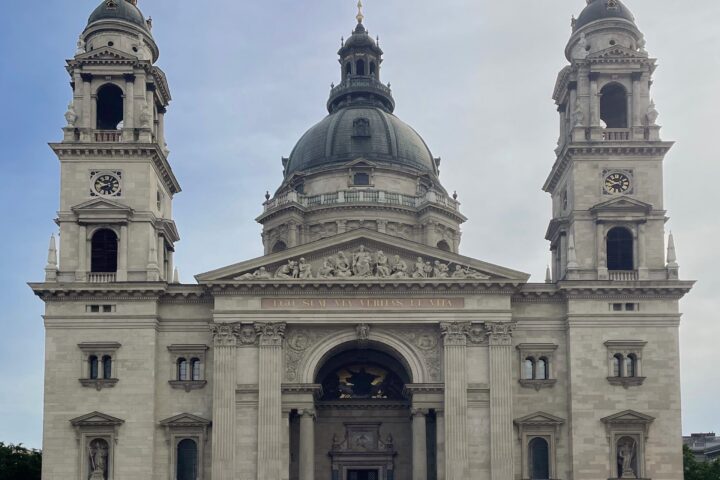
top-left (356, 0), bottom-right (365, 24)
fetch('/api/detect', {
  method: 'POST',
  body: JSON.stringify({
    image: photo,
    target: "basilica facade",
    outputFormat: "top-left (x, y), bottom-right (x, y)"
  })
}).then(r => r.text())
top-left (32, 1), bottom-right (694, 480)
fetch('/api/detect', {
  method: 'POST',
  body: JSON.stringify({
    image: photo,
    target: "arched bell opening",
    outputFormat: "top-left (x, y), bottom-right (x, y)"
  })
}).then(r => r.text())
top-left (600, 83), bottom-right (628, 129)
top-left (96, 83), bottom-right (124, 130)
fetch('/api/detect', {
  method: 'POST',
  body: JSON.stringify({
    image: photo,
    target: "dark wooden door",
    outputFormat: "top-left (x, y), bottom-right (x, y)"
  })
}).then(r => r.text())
top-left (347, 470), bottom-right (379, 480)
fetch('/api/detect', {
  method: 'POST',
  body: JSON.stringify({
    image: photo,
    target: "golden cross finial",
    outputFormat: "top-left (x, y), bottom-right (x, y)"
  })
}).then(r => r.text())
top-left (356, 0), bottom-right (365, 24)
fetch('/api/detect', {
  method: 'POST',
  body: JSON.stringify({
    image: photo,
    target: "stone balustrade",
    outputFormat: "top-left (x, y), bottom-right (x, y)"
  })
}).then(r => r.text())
top-left (609, 270), bottom-right (638, 281)
top-left (263, 189), bottom-right (460, 213)
top-left (87, 272), bottom-right (117, 283)
top-left (602, 128), bottom-right (631, 141)
top-left (94, 130), bottom-right (123, 142)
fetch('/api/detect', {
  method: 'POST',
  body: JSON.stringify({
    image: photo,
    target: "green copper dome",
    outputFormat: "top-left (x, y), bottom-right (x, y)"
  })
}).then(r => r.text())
top-left (87, 0), bottom-right (149, 32)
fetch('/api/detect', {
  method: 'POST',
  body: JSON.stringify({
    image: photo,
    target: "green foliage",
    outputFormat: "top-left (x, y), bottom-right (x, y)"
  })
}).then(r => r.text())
top-left (0, 443), bottom-right (41, 480)
top-left (685, 444), bottom-right (720, 480)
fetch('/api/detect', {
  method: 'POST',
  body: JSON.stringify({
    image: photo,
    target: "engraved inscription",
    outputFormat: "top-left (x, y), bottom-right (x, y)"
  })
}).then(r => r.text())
top-left (262, 297), bottom-right (464, 310)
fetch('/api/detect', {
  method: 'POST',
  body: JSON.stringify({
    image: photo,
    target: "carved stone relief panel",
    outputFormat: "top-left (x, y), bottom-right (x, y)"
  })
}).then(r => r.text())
top-left (284, 327), bottom-right (338, 382)
top-left (392, 326), bottom-right (443, 382)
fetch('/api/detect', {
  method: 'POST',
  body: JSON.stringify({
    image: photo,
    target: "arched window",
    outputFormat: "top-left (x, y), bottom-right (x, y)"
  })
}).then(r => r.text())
top-left (345, 62), bottom-right (352, 76)
top-left (190, 358), bottom-right (201, 381)
top-left (353, 172), bottom-right (370, 186)
top-left (607, 227), bottom-right (634, 271)
top-left (370, 61), bottom-right (376, 76)
top-left (537, 358), bottom-right (548, 380)
top-left (600, 83), bottom-right (628, 128)
top-left (89, 355), bottom-right (99, 380)
top-left (613, 354), bottom-right (624, 377)
top-left (176, 439), bottom-right (198, 480)
top-left (625, 354), bottom-right (637, 377)
top-left (437, 240), bottom-right (451, 252)
top-left (356, 59), bottom-right (366, 76)
top-left (91, 229), bottom-right (118, 273)
top-left (523, 358), bottom-right (535, 380)
top-left (272, 241), bottom-right (287, 253)
top-left (528, 437), bottom-right (550, 479)
top-left (177, 358), bottom-right (188, 381)
top-left (102, 355), bottom-right (112, 379)
top-left (96, 84), bottom-right (124, 130)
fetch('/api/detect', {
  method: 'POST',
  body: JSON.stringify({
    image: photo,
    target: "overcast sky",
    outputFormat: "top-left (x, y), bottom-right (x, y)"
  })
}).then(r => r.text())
top-left (0, 0), bottom-right (718, 448)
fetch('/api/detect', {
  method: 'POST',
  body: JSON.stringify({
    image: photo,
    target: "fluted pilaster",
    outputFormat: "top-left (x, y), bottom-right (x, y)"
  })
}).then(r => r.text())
top-left (486, 322), bottom-right (515, 480)
top-left (440, 322), bottom-right (470, 480)
top-left (211, 323), bottom-right (240, 480)
top-left (256, 322), bottom-right (287, 480)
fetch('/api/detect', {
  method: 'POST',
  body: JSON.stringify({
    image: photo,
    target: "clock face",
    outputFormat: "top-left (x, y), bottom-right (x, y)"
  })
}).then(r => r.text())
top-left (604, 172), bottom-right (631, 194)
top-left (93, 174), bottom-right (121, 196)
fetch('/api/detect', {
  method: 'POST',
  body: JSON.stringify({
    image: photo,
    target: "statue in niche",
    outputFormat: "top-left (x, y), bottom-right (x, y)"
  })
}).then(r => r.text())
top-left (412, 257), bottom-right (427, 278)
top-left (375, 250), bottom-right (391, 277)
top-left (298, 258), bottom-right (313, 279)
top-left (617, 438), bottom-right (637, 478)
top-left (390, 255), bottom-right (408, 278)
top-left (577, 33), bottom-right (589, 59)
top-left (88, 439), bottom-right (108, 480)
top-left (352, 246), bottom-right (373, 277)
top-left (65, 102), bottom-right (78, 127)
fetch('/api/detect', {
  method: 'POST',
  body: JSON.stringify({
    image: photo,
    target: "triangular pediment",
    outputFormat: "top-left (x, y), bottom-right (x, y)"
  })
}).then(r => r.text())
top-left (601, 409), bottom-right (655, 425)
top-left (70, 411), bottom-right (125, 427)
top-left (591, 196), bottom-right (653, 214)
top-left (75, 46), bottom-right (138, 63)
top-left (72, 198), bottom-right (134, 213)
top-left (345, 157), bottom-right (378, 168)
top-left (196, 229), bottom-right (529, 283)
top-left (159, 413), bottom-right (211, 427)
top-left (514, 411), bottom-right (565, 426)
top-left (588, 45), bottom-right (646, 60)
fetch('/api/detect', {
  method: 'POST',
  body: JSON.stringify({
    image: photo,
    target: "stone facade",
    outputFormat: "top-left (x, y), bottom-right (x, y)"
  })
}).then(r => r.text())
top-left (33, 1), bottom-right (693, 480)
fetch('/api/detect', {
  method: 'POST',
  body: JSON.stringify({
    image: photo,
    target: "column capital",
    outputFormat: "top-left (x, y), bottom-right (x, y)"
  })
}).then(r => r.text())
top-left (440, 322), bottom-right (471, 346)
top-left (410, 408), bottom-right (429, 418)
top-left (256, 322), bottom-right (287, 347)
top-left (484, 322), bottom-right (515, 346)
top-left (211, 323), bottom-right (239, 347)
top-left (298, 408), bottom-right (317, 420)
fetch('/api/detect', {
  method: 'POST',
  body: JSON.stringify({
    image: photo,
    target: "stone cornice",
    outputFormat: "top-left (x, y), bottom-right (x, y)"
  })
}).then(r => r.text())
top-left (543, 142), bottom-right (674, 193)
top-left (49, 143), bottom-right (181, 194)
top-left (558, 280), bottom-right (694, 300)
top-left (29, 282), bottom-right (168, 301)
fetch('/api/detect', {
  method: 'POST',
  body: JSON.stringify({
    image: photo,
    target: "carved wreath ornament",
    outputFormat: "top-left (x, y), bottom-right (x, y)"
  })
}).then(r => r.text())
top-left (235, 245), bottom-right (489, 281)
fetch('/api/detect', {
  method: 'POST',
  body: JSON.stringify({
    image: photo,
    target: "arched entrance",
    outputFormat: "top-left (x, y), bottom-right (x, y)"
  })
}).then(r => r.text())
top-left (289, 343), bottom-right (437, 480)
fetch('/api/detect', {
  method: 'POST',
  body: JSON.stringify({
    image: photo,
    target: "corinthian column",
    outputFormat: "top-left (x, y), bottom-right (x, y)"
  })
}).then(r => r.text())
top-left (440, 322), bottom-right (470, 480)
top-left (485, 322), bottom-right (515, 480)
top-left (210, 323), bottom-right (239, 480)
top-left (256, 322), bottom-right (287, 480)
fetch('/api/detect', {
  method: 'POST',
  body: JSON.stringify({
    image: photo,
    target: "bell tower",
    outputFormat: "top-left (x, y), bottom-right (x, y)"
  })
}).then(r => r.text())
top-left (49, 0), bottom-right (180, 283)
top-left (544, 0), bottom-right (677, 282)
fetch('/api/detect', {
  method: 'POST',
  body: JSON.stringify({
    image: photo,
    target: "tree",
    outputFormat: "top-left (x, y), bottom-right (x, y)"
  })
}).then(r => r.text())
top-left (684, 444), bottom-right (720, 480)
top-left (0, 443), bottom-right (41, 480)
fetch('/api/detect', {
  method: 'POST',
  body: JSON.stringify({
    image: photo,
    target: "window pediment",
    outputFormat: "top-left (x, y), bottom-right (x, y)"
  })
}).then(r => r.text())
top-left (72, 198), bottom-right (134, 224)
top-left (591, 196), bottom-right (653, 216)
top-left (159, 413), bottom-right (212, 429)
top-left (70, 411), bottom-right (125, 428)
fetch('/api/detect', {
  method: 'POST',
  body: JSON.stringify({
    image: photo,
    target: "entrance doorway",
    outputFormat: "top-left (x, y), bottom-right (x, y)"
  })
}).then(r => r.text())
top-left (348, 470), bottom-right (379, 480)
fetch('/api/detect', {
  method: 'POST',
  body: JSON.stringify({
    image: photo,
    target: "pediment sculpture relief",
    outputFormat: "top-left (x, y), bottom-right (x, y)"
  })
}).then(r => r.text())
top-left (234, 245), bottom-right (490, 281)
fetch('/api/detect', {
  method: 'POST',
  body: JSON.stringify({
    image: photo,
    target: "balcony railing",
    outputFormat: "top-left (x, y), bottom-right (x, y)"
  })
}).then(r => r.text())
top-left (263, 189), bottom-right (460, 213)
top-left (94, 130), bottom-right (123, 142)
top-left (87, 272), bottom-right (117, 283)
top-left (602, 129), bottom-right (631, 141)
top-left (609, 270), bottom-right (638, 281)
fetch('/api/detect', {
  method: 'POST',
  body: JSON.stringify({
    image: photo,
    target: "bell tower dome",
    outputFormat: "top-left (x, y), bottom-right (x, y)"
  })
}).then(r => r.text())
top-left (544, 0), bottom-right (676, 282)
top-left (257, 4), bottom-right (465, 255)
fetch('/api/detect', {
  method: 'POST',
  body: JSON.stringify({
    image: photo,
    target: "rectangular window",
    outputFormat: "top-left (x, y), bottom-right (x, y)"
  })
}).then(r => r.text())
top-left (612, 303), bottom-right (623, 312)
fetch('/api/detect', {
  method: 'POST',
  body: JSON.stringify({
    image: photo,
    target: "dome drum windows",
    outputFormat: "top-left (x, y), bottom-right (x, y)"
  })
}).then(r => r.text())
top-left (168, 345), bottom-right (208, 392)
top-left (605, 340), bottom-right (647, 388)
top-left (78, 342), bottom-right (121, 390)
top-left (517, 344), bottom-right (558, 391)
